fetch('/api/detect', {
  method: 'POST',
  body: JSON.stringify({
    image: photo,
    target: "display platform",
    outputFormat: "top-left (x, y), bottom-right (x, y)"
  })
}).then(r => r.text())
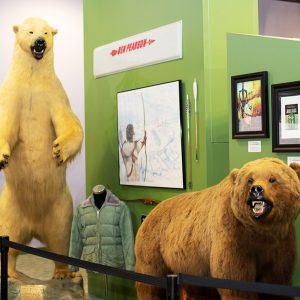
top-left (3, 275), bottom-right (84, 300)
top-left (0, 254), bottom-right (85, 299)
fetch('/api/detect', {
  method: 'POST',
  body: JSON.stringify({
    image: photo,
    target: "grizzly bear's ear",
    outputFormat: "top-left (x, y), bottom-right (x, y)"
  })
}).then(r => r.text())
top-left (230, 168), bottom-right (239, 184)
top-left (13, 25), bottom-right (19, 34)
top-left (290, 162), bottom-right (300, 180)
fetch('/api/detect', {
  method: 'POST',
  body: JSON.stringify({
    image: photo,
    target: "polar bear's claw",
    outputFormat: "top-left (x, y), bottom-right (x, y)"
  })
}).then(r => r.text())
top-left (52, 137), bottom-right (73, 165)
top-left (53, 268), bottom-right (74, 279)
top-left (0, 154), bottom-right (9, 170)
top-left (53, 149), bottom-right (60, 159)
top-left (52, 144), bottom-right (65, 166)
top-left (0, 140), bottom-right (11, 170)
top-left (57, 159), bottom-right (64, 166)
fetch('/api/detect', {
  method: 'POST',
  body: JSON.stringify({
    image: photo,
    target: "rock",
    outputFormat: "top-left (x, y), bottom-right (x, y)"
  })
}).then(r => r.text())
top-left (1, 274), bottom-right (84, 300)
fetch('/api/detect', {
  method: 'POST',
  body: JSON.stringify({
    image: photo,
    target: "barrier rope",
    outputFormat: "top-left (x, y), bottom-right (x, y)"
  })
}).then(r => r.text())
top-left (2, 238), bottom-right (166, 288)
top-left (1, 237), bottom-right (300, 299)
top-left (179, 273), bottom-right (300, 297)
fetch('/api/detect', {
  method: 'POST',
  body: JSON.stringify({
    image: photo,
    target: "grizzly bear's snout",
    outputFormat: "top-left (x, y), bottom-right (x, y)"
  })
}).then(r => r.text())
top-left (31, 37), bottom-right (47, 60)
top-left (247, 185), bottom-right (273, 220)
top-left (250, 185), bottom-right (264, 199)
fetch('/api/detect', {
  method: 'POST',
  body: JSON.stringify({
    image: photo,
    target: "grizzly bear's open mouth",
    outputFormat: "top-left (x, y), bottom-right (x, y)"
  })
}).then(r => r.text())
top-left (246, 197), bottom-right (273, 220)
top-left (31, 38), bottom-right (47, 60)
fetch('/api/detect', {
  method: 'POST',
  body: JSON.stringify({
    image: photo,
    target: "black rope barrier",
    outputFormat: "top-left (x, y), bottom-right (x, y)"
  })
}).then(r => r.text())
top-left (179, 273), bottom-right (300, 298)
top-left (1, 236), bottom-right (300, 300)
top-left (1, 238), bottom-right (166, 289)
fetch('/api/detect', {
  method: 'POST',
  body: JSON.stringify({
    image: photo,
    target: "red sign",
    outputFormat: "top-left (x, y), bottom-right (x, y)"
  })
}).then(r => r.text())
top-left (110, 38), bottom-right (155, 56)
top-left (93, 20), bottom-right (182, 78)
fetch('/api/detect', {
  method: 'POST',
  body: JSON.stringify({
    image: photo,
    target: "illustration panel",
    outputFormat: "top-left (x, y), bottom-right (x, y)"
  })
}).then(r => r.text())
top-left (231, 71), bottom-right (268, 139)
top-left (117, 80), bottom-right (184, 188)
top-left (272, 81), bottom-right (300, 152)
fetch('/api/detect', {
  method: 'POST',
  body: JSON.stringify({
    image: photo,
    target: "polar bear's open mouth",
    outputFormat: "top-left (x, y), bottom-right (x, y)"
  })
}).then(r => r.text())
top-left (31, 47), bottom-right (45, 60)
top-left (31, 38), bottom-right (47, 60)
top-left (247, 197), bottom-right (273, 220)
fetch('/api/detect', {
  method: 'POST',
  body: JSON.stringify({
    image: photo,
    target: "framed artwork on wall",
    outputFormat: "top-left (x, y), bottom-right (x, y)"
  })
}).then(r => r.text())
top-left (231, 71), bottom-right (269, 139)
top-left (117, 80), bottom-right (185, 189)
top-left (272, 81), bottom-right (300, 152)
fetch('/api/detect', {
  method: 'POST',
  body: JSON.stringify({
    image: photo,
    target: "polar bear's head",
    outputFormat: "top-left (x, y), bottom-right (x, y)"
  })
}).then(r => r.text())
top-left (13, 18), bottom-right (57, 60)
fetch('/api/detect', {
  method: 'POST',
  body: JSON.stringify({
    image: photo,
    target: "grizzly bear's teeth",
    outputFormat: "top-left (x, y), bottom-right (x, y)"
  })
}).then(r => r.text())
top-left (252, 200), bottom-right (264, 206)
top-left (252, 201), bottom-right (265, 214)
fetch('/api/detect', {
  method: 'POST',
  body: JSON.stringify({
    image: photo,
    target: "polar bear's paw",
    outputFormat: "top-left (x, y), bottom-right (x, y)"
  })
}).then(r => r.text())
top-left (0, 154), bottom-right (9, 170)
top-left (53, 268), bottom-right (79, 279)
top-left (52, 133), bottom-right (82, 166)
top-left (0, 139), bottom-right (10, 170)
top-left (52, 142), bottom-right (65, 166)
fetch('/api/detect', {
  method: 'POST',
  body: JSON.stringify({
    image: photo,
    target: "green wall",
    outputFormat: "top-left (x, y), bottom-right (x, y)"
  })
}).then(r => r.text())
top-left (227, 33), bottom-right (300, 285)
top-left (84, 0), bottom-right (205, 200)
top-left (202, 0), bottom-right (258, 185)
top-left (84, 0), bottom-right (258, 207)
top-left (83, 0), bottom-right (258, 298)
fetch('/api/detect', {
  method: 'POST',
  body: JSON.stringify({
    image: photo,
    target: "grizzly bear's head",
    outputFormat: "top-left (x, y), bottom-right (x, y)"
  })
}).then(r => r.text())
top-left (230, 158), bottom-right (300, 232)
top-left (13, 18), bottom-right (57, 60)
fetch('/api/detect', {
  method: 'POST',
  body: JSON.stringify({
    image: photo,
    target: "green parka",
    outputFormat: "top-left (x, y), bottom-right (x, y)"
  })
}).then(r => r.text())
top-left (69, 190), bottom-right (135, 272)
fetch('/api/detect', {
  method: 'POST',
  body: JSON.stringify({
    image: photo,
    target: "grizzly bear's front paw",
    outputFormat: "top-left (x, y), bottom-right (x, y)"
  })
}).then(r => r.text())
top-left (0, 139), bottom-right (11, 170)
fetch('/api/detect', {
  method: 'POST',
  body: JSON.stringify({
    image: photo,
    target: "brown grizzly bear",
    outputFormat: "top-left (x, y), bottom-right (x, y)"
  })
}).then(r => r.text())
top-left (135, 158), bottom-right (300, 300)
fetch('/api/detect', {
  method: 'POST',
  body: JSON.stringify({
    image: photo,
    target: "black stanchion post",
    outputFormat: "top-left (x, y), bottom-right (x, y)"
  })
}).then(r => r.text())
top-left (166, 274), bottom-right (179, 300)
top-left (0, 235), bottom-right (9, 300)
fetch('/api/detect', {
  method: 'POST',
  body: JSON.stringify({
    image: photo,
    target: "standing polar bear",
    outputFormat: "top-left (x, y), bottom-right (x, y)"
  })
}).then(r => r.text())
top-left (0, 18), bottom-right (83, 279)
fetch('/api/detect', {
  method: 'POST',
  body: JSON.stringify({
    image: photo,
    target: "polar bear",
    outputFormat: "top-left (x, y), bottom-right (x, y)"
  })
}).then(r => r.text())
top-left (0, 18), bottom-right (83, 279)
top-left (135, 158), bottom-right (300, 300)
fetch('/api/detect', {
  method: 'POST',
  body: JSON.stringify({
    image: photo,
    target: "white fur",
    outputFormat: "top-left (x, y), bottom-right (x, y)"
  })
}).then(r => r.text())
top-left (0, 18), bottom-right (83, 278)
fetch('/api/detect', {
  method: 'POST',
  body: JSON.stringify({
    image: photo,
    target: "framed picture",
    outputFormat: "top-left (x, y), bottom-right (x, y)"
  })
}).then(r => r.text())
top-left (272, 81), bottom-right (300, 152)
top-left (231, 71), bottom-right (269, 139)
top-left (117, 80), bottom-right (185, 189)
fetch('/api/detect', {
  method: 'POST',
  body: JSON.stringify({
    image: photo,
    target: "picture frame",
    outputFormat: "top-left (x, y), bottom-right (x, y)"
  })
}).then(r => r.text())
top-left (271, 81), bottom-right (300, 152)
top-left (231, 71), bottom-right (269, 139)
top-left (117, 80), bottom-right (185, 189)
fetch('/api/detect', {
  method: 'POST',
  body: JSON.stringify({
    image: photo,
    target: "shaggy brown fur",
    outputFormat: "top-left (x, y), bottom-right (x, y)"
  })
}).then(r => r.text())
top-left (135, 158), bottom-right (300, 300)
